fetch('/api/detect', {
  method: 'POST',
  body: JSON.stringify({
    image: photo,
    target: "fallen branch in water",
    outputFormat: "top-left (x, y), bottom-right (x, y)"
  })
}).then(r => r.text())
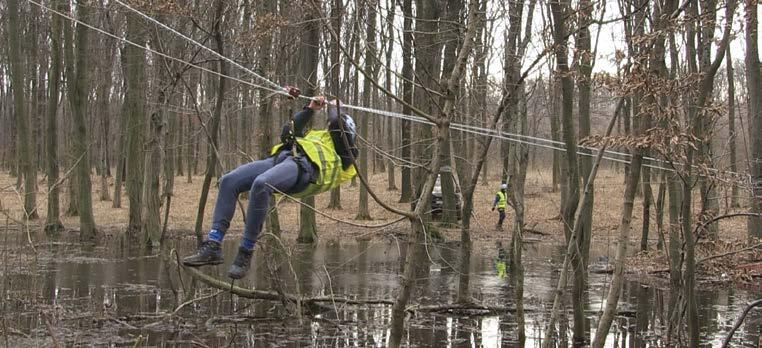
top-left (179, 261), bottom-right (395, 308)
top-left (407, 303), bottom-right (519, 315)
top-left (720, 299), bottom-right (762, 348)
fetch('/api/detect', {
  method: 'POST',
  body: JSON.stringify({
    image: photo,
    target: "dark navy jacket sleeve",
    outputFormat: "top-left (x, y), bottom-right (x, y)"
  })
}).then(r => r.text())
top-left (280, 106), bottom-right (315, 144)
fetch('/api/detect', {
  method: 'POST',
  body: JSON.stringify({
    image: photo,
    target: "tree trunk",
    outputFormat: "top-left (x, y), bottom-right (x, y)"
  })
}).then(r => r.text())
top-left (327, 0), bottom-right (344, 209)
top-left (746, 0), bottom-right (762, 238)
top-left (6, 0), bottom-right (38, 220)
top-left (549, 79), bottom-right (560, 192)
top-left (550, 0), bottom-right (582, 342)
top-left (124, 10), bottom-right (147, 236)
top-left (438, 0), bottom-right (464, 227)
top-left (511, 82), bottom-right (529, 345)
top-left (297, 0), bottom-right (321, 243)
top-left (193, 0), bottom-right (227, 245)
top-left (113, 100), bottom-right (126, 208)
top-left (457, 0), bottom-right (492, 299)
top-left (257, 0), bottom-right (281, 235)
top-left (655, 173), bottom-right (666, 250)
top-left (96, 34), bottom-right (116, 203)
top-left (574, 0), bottom-right (593, 341)
top-left (696, 0), bottom-right (722, 240)
top-left (398, 0), bottom-right (414, 203)
top-left (144, 108), bottom-right (165, 247)
top-left (590, 153), bottom-right (642, 348)
top-left (641, 166), bottom-right (653, 251)
top-left (29, 5), bottom-right (44, 177)
top-left (356, 0), bottom-right (374, 221)
top-left (384, 0), bottom-right (397, 192)
top-left (727, 48), bottom-right (740, 209)
top-left (44, 0), bottom-right (65, 233)
top-left (64, 0), bottom-right (97, 241)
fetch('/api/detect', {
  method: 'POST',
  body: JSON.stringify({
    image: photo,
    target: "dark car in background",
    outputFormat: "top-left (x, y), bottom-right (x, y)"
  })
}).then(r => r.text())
top-left (411, 172), bottom-right (463, 220)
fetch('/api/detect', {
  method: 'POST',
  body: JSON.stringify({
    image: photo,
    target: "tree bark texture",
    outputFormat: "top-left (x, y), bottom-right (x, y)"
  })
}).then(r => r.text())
top-left (6, 0), bottom-right (38, 220)
top-left (399, 0), bottom-right (414, 203)
top-left (573, 0), bottom-right (593, 341)
top-left (44, 0), bottom-right (65, 234)
top-left (193, 0), bottom-right (226, 244)
top-left (746, 0), bottom-right (762, 238)
top-left (258, 0), bottom-right (281, 235)
top-left (65, 0), bottom-right (97, 241)
top-left (590, 153), bottom-right (642, 347)
top-left (550, 0), bottom-right (582, 342)
top-left (356, 0), bottom-right (374, 221)
top-left (297, 0), bottom-right (321, 243)
top-left (726, 48), bottom-right (740, 209)
top-left (124, 10), bottom-right (147, 236)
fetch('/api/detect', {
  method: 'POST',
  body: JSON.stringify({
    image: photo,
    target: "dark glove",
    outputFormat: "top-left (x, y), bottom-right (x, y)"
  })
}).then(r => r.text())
top-left (284, 85), bottom-right (301, 99)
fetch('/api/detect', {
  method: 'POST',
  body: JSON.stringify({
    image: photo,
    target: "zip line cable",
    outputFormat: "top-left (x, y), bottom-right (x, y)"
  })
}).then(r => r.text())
top-left (27, 0), bottom-right (287, 97)
top-left (113, 0), bottom-right (745, 179)
top-left (35, 0), bottom-right (751, 185)
top-left (113, 0), bottom-right (285, 93)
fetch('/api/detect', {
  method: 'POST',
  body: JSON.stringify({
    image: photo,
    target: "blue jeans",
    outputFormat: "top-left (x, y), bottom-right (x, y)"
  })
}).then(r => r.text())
top-left (210, 150), bottom-right (315, 249)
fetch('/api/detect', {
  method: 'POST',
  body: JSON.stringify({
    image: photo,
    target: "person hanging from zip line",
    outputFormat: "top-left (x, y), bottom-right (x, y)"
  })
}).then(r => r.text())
top-left (183, 87), bottom-right (358, 279)
top-left (491, 182), bottom-right (508, 231)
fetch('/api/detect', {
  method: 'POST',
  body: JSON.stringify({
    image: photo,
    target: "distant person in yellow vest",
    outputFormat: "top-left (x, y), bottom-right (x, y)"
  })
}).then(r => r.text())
top-left (183, 92), bottom-right (357, 279)
top-left (491, 183), bottom-right (508, 231)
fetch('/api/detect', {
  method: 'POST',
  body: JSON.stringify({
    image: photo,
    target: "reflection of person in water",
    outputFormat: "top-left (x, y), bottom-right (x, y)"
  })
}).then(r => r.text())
top-left (495, 241), bottom-right (508, 279)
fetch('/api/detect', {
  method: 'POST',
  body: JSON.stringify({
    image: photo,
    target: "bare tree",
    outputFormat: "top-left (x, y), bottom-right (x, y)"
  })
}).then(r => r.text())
top-left (398, 0), bottom-right (414, 203)
top-left (746, 0), bottom-right (762, 238)
top-left (6, 0), bottom-right (38, 220)
top-left (64, 0), bottom-right (97, 241)
top-left (296, 0), bottom-right (321, 243)
top-left (124, 7), bottom-right (148, 236)
top-left (44, 0), bottom-right (65, 234)
top-left (327, 0), bottom-right (344, 209)
top-left (549, 0), bottom-right (584, 342)
top-left (193, 0), bottom-right (227, 244)
top-left (257, 0), bottom-right (281, 235)
top-left (727, 47), bottom-right (740, 208)
top-left (356, 0), bottom-right (374, 221)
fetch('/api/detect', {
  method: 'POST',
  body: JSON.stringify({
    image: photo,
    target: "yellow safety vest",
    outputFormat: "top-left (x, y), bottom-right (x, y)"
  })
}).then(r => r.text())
top-left (271, 129), bottom-right (356, 198)
top-left (496, 191), bottom-right (507, 209)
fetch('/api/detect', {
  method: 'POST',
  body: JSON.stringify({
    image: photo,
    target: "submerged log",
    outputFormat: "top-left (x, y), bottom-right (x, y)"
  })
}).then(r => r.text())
top-left (181, 264), bottom-right (395, 307)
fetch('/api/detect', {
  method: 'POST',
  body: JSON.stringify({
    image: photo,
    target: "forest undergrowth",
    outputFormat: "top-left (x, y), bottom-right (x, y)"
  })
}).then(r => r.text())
top-left (0, 167), bottom-right (758, 286)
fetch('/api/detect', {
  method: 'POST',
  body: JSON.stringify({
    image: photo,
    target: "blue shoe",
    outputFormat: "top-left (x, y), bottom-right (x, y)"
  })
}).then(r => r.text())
top-left (182, 240), bottom-right (223, 267)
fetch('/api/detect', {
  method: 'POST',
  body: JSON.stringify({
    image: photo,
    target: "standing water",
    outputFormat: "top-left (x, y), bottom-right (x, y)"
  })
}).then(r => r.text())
top-left (1, 232), bottom-right (759, 347)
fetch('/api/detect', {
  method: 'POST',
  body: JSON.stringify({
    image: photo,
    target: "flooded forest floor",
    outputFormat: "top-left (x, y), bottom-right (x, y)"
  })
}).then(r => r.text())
top-left (0, 168), bottom-right (760, 346)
